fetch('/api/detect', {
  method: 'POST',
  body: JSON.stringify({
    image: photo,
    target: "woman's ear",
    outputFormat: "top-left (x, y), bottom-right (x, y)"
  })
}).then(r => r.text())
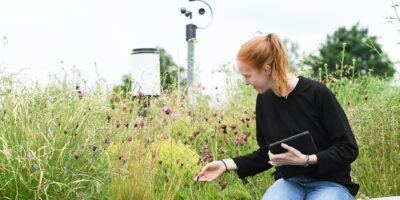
top-left (263, 65), bottom-right (271, 76)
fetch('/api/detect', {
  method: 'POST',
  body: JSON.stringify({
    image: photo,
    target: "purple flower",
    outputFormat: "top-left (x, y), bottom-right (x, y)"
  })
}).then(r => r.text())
top-left (27, 154), bottom-right (34, 159)
top-left (241, 131), bottom-right (249, 141)
top-left (233, 129), bottom-right (238, 135)
top-left (163, 132), bottom-right (169, 140)
top-left (234, 136), bottom-right (244, 145)
top-left (47, 96), bottom-right (53, 103)
top-left (138, 91), bottom-right (145, 98)
top-left (33, 164), bottom-right (39, 169)
top-left (229, 124), bottom-right (237, 129)
top-left (162, 108), bottom-right (172, 115)
top-left (77, 90), bottom-right (84, 99)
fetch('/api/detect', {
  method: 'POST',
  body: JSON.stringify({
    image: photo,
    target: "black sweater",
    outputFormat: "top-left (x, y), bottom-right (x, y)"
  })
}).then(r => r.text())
top-left (232, 76), bottom-right (359, 196)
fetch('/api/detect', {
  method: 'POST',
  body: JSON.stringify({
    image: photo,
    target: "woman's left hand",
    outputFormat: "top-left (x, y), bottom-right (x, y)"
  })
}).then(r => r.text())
top-left (268, 143), bottom-right (306, 166)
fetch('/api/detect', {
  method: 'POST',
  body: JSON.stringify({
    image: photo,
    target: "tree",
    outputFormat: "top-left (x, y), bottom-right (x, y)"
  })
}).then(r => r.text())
top-left (158, 48), bottom-right (185, 90)
top-left (305, 23), bottom-right (395, 79)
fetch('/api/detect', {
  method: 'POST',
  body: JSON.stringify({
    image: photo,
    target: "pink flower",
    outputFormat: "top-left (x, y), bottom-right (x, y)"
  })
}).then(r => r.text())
top-left (162, 108), bottom-right (172, 115)
top-left (127, 135), bottom-right (133, 142)
top-left (163, 132), bottom-right (169, 140)
top-left (241, 131), bottom-right (249, 141)
top-left (234, 136), bottom-right (244, 145)
top-left (138, 91), bottom-right (145, 98)
top-left (233, 129), bottom-right (238, 135)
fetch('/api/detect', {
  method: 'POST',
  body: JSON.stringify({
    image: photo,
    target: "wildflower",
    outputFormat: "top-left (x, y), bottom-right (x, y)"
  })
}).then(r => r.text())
top-left (229, 124), bottom-right (237, 129)
top-left (240, 116), bottom-right (246, 122)
top-left (127, 135), bottom-right (133, 142)
top-left (203, 116), bottom-right (209, 122)
top-left (219, 124), bottom-right (227, 130)
top-left (234, 136), bottom-right (244, 145)
top-left (163, 132), bottom-right (169, 140)
top-left (220, 181), bottom-right (228, 191)
top-left (241, 131), bottom-right (249, 141)
top-left (27, 154), bottom-right (34, 159)
top-left (162, 107), bottom-right (172, 115)
top-left (33, 164), bottom-right (39, 169)
top-left (138, 119), bottom-right (145, 127)
top-left (47, 96), bottom-right (53, 103)
top-left (105, 136), bottom-right (111, 144)
top-left (47, 129), bottom-right (54, 136)
top-left (138, 91), bottom-right (145, 98)
top-left (124, 120), bottom-right (129, 128)
top-left (233, 129), bottom-right (238, 135)
top-left (77, 90), bottom-right (84, 99)
top-left (106, 115), bottom-right (112, 123)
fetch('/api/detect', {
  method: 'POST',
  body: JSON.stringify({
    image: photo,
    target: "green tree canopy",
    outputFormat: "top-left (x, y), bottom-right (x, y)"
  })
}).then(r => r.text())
top-left (305, 23), bottom-right (395, 79)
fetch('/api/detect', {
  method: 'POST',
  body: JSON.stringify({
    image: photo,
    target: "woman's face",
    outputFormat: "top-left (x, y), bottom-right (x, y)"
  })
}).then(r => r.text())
top-left (237, 60), bottom-right (273, 94)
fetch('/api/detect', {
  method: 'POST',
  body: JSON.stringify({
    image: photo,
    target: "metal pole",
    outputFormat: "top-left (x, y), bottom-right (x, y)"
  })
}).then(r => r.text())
top-left (186, 24), bottom-right (197, 105)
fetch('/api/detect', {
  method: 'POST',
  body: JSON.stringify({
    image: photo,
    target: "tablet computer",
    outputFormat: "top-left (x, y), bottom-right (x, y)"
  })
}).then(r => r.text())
top-left (268, 131), bottom-right (319, 179)
top-left (268, 131), bottom-right (318, 155)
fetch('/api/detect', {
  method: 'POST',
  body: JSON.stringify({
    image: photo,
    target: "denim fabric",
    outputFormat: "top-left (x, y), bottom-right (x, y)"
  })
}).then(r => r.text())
top-left (261, 176), bottom-right (354, 200)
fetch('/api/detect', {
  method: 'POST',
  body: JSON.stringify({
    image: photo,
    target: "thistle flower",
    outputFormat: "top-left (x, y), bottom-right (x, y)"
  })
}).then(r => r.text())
top-left (116, 120), bottom-right (120, 128)
top-left (233, 129), bottom-right (238, 135)
top-left (127, 135), bottom-right (133, 142)
top-left (106, 115), bottom-right (112, 123)
top-left (77, 90), bottom-right (84, 99)
top-left (162, 107), bottom-right (172, 115)
top-left (241, 131), bottom-right (249, 141)
top-left (234, 136), bottom-right (244, 145)
top-left (138, 91), bottom-right (145, 98)
top-left (163, 132), bottom-right (169, 140)
top-left (124, 120), bottom-right (129, 128)
top-left (105, 136), bottom-right (111, 144)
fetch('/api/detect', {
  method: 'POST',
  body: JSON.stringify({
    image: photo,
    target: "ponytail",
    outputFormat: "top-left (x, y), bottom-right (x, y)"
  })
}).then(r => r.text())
top-left (237, 33), bottom-right (289, 97)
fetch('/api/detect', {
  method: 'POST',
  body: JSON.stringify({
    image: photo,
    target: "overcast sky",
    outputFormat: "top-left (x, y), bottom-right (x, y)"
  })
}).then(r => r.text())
top-left (0, 0), bottom-right (399, 90)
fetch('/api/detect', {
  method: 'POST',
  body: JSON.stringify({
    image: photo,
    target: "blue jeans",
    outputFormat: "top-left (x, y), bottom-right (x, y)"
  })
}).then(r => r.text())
top-left (261, 176), bottom-right (354, 200)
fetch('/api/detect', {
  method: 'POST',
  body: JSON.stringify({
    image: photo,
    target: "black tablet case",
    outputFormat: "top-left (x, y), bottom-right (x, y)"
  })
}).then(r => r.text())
top-left (268, 131), bottom-right (318, 179)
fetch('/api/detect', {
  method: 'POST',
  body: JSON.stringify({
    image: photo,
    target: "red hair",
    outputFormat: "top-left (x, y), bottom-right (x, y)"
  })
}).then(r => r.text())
top-left (236, 33), bottom-right (289, 97)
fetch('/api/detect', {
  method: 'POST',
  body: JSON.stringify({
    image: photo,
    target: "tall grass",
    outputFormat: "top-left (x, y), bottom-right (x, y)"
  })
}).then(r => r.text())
top-left (0, 66), bottom-right (398, 199)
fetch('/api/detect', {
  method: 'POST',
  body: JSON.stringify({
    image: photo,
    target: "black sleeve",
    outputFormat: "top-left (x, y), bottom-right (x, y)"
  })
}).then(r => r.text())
top-left (232, 95), bottom-right (272, 178)
top-left (315, 85), bottom-right (359, 175)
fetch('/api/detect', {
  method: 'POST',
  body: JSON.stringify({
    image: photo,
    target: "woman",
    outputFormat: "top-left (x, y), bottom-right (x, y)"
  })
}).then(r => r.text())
top-left (194, 33), bottom-right (359, 200)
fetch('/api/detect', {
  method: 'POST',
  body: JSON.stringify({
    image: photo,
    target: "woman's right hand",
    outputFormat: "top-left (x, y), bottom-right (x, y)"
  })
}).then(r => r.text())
top-left (194, 161), bottom-right (226, 182)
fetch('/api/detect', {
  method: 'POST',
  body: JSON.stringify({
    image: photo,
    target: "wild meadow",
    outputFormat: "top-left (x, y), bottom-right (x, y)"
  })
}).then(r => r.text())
top-left (0, 68), bottom-right (398, 199)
